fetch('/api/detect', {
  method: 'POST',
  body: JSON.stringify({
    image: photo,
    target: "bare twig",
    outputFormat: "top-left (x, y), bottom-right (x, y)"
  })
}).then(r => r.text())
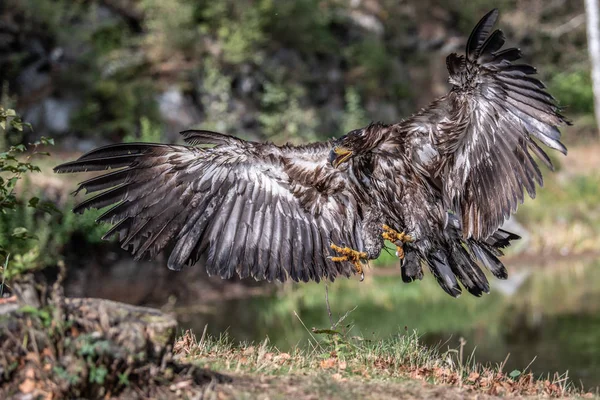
top-left (0, 253), bottom-right (9, 297)
top-left (332, 305), bottom-right (357, 331)
top-left (199, 324), bottom-right (208, 350)
top-left (325, 284), bottom-right (333, 329)
top-left (498, 353), bottom-right (511, 374)
top-left (293, 311), bottom-right (321, 351)
top-left (523, 355), bottom-right (537, 373)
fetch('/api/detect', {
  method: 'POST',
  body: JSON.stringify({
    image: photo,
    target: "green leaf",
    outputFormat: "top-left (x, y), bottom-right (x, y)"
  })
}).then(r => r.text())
top-left (12, 227), bottom-right (29, 237)
top-left (11, 120), bottom-right (23, 132)
top-left (509, 369), bottom-right (522, 379)
top-left (11, 227), bottom-right (38, 241)
top-left (40, 137), bottom-right (55, 146)
top-left (36, 200), bottom-right (61, 215)
top-left (7, 177), bottom-right (18, 188)
top-left (28, 197), bottom-right (40, 208)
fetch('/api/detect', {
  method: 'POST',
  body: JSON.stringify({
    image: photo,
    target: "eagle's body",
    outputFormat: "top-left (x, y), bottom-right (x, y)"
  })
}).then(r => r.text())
top-left (55, 10), bottom-right (567, 297)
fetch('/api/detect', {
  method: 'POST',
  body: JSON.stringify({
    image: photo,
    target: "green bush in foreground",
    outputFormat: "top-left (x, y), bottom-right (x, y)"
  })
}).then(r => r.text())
top-left (0, 106), bottom-right (58, 289)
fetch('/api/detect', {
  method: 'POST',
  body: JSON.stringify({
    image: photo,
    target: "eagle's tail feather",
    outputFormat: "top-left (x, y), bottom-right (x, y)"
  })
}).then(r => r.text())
top-left (415, 222), bottom-right (519, 297)
top-left (400, 250), bottom-right (423, 283)
top-left (423, 250), bottom-right (462, 297)
top-left (447, 244), bottom-right (490, 297)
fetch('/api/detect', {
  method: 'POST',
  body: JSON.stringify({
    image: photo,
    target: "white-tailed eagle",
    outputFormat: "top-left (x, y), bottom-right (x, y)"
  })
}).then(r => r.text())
top-left (55, 9), bottom-right (567, 297)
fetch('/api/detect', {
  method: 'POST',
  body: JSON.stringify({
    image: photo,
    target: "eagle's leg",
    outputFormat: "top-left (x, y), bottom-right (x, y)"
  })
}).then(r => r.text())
top-left (329, 243), bottom-right (368, 281)
top-left (382, 225), bottom-right (413, 260)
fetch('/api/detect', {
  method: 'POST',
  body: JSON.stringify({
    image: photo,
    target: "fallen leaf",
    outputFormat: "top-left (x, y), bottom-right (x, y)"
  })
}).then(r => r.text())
top-left (468, 372), bottom-right (480, 382)
top-left (274, 353), bottom-right (291, 364)
top-left (331, 373), bottom-right (344, 381)
top-left (25, 368), bottom-right (35, 379)
top-left (19, 379), bottom-right (35, 394)
top-left (320, 358), bottom-right (337, 369)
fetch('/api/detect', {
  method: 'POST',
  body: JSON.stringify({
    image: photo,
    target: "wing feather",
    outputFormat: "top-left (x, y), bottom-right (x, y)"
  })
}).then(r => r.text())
top-left (55, 137), bottom-right (363, 282)
top-left (431, 10), bottom-right (568, 238)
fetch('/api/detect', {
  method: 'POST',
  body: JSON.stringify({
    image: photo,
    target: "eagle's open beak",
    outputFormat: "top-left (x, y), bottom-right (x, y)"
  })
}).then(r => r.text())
top-left (329, 146), bottom-right (353, 168)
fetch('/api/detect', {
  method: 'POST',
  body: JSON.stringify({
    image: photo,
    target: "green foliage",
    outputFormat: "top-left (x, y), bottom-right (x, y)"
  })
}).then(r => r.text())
top-left (264, 0), bottom-right (337, 54)
top-left (117, 372), bottom-right (130, 387)
top-left (139, 0), bottom-right (197, 57)
top-left (0, 107), bottom-right (60, 285)
top-left (123, 116), bottom-right (163, 143)
top-left (73, 334), bottom-right (113, 385)
top-left (0, 108), bottom-right (105, 285)
top-left (196, 60), bottom-right (238, 134)
top-left (218, 4), bottom-right (269, 64)
top-left (14, 0), bottom-right (162, 139)
top-left (548, 69), bottom-right (594, 115)
top-left (345, 38), bottom-right (393, 93)
top-left (0, 106), bottom-right (30, 133)
top-left (19, 304), bottom-right (53, 328)
top-left (0, 193), bottom-right (106, 279)
top-left (71, 78), bottom-right (160, 139)
top-left (341, 87), bottom-right (368, 134)
top-left (518, 172), bottom-right (600, 227)
top-left (53, 366), bottom-right (81, 386)
top-left (19, 0), bottom-right (88, 42)
top-left (258, 82), bottom-right (318, 143)
top-left (6, 0), bottom-right (593, 146)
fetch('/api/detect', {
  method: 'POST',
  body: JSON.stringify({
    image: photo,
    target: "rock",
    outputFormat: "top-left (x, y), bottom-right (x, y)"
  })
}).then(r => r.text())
top-left (64, 297), bottom-right (178, 360)
top-left (157, 86), bottom-right (202, 139)
top-left (24, 96), bottom-right (80, 136)
top-left (0, 284), bottom-right (229, 399)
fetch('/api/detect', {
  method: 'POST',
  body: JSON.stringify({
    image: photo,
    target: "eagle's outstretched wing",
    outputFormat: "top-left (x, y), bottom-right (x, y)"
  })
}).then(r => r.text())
top-left (54, 131), bottom-right (363, 282)
top-left (420, 9), bottom-right (568, 239)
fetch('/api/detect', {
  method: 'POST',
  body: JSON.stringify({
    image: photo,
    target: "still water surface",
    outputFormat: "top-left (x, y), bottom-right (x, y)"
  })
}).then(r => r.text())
top-left (179, 259), bottom-right (600, 390)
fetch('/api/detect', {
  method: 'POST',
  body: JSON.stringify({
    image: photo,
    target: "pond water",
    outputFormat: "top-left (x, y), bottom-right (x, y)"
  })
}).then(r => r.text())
top-left (178, 258), bottom-right (600, 390)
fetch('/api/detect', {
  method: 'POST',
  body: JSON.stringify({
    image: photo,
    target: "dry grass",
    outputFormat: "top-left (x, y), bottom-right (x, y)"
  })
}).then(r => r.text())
top-left (173, 327), bottom-right (596, 399)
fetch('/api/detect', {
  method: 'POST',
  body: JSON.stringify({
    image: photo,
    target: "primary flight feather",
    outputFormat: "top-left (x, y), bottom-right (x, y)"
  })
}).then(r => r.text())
top-left (55, 9), bottom-right (567, 297)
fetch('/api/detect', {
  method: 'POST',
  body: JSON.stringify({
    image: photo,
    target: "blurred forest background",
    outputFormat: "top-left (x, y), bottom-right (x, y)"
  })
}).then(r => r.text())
top-left (1, 0), bottom-right (599, 390)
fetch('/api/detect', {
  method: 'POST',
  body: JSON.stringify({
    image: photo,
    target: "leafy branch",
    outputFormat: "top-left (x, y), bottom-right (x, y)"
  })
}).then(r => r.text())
top-left (0, 106), bottom-right (58, 288)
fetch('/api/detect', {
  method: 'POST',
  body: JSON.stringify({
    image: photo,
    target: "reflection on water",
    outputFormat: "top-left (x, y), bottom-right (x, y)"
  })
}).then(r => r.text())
top-left (179, 259), bottom-right (600, 390)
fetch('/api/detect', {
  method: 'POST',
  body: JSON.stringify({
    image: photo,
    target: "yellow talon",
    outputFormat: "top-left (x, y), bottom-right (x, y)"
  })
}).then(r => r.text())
top-left (382, 225), bottom-right (413, 260)
top-left (329, 243), bottom-right (368, 280)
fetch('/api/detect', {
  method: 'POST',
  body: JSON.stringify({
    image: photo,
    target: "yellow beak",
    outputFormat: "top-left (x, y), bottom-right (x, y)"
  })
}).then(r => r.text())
top-left (329, 146), bottom-right (353, 168)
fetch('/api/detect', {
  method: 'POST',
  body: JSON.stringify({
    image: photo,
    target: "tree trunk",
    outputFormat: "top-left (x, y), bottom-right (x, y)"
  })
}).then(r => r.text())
top-left (585, 0), bottom-right (600, 136)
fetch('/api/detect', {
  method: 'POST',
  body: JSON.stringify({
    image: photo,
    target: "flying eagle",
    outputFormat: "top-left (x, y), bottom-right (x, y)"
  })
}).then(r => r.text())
top-left (55, 9), bottom-right (568, 297)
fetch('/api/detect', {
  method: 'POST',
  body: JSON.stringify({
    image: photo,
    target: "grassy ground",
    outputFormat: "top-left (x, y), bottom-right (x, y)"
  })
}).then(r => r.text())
top-left (173, 328), bottom-right (594, 399)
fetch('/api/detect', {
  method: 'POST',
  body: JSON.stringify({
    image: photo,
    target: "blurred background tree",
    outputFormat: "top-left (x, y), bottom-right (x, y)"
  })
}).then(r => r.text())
top-left (585, 0), bottom-right (600, 135)
top-left (1, 0), bottom-right (593, 149)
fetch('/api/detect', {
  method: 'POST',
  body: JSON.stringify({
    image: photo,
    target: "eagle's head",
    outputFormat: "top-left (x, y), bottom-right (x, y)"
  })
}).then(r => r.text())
top-left (329, 123), bottom-right (388, 168)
